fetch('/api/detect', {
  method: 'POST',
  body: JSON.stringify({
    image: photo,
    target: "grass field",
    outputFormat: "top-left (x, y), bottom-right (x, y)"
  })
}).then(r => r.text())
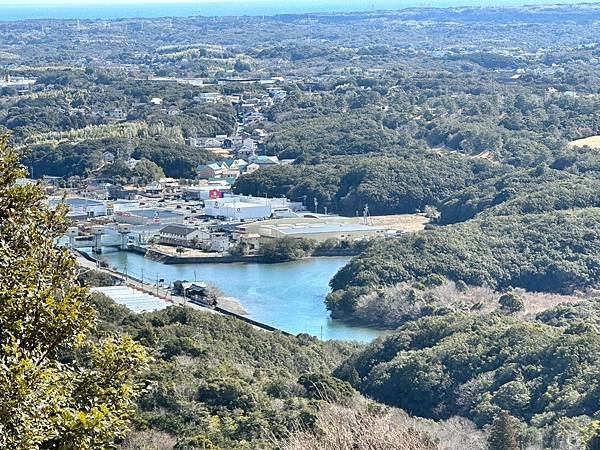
top-left (568, 135), bottom-right (600, 149)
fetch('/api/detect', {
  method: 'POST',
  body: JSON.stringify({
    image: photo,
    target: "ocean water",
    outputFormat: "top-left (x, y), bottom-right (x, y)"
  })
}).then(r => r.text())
top-left (0, 0), bottom-right (588, 21)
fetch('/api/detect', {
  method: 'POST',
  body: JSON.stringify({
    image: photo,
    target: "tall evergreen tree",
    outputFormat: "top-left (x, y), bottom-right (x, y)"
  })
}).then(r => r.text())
top-left (488, 411), bottom-right (520, 450)
top-left (0, 134), bottom-right (148, 448)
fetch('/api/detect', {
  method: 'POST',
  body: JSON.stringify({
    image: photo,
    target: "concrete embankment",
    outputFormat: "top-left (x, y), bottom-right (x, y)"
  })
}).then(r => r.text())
top-left (145, 248), bottom-right (263, 264)
top-left (144, 247), bottom-right (362, 265)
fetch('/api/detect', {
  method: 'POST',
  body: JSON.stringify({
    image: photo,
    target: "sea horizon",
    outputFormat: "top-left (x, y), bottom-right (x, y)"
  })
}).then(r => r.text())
top-left (0, 0), bottom-right (595, 21)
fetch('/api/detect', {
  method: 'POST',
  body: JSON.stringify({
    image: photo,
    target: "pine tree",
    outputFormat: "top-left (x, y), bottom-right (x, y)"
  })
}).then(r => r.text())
top-left (0, 134), bottom-right (148, 449)
top-left (488, 411), bottom-right (520, 450)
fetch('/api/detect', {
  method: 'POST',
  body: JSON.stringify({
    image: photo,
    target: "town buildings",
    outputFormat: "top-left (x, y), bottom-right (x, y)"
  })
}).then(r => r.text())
top-left (234, 216), bottom-right (385, 247)
top-left (204, 195), bottom-right (302, 220)
top-left (158, 224), bottom-right (209, 247)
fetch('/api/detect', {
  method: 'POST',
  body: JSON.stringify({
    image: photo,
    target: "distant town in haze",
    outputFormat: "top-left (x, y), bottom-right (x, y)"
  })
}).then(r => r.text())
top-left (1, 3), bottom-right (599, 450)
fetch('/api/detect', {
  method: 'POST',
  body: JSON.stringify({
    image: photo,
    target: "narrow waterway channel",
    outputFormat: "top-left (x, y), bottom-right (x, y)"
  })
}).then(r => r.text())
top-left (96, 249), bottom-right (387, 342)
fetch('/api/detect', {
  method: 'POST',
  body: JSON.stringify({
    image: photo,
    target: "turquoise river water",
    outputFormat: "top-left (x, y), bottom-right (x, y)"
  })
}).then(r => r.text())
top-left (96, 249), bottom-right (386, 342)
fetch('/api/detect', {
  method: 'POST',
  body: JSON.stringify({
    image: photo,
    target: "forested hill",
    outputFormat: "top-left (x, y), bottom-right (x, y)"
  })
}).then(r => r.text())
top-left (328, 207), bottom-right (600, 313)
top-left (234, 153), bottom-right (503, 216)
top-left (334, 299), bottom-right (600, 448)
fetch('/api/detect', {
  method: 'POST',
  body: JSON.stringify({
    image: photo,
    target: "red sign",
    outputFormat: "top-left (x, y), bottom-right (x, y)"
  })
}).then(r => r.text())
top-left (209, 189), bottom-right (222, 199)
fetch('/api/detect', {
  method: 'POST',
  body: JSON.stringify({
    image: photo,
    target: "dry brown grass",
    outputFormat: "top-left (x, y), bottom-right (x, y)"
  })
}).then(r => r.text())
top-left (277, 398), bottom-right (489, 450)
top-left (353, 280), bottom-right (588, 328)
top-left (278, 401), bottom-right (435, 450)
top-left (568, 135), bottom-right (600, 149)
top-left (347, 214), bottom-right (429, 233)
top-left (120, 430), bottom-right (177, 450)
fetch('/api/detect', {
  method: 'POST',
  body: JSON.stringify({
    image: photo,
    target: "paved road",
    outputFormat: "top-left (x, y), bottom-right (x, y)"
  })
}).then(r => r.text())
top-left (75, 252), bottom-right (214, 312)
top-left (74, 250), bottom-right (276, 334)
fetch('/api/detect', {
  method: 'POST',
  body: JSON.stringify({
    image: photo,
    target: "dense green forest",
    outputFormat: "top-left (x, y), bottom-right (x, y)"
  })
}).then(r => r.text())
top-left (26, 137), bottom-right (215, 180)
top-left (327, 207), bottom-right (600, 318)
top-left (334, 301), bottom-right (600, 448)
top-left (234, 154), bottom-right (502, 215)
top-left (91, 293), bottom-right (360, 449)
top-left (89, 290), bottom-right (600, 449)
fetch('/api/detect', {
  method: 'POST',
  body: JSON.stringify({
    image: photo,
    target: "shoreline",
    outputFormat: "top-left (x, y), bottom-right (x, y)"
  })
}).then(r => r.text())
top-left (77, 249), bottom-right (250, 319)
top-left (142, 246), bottom-right (361, 265)
top-left (78, 248), bottom-right (385, 341)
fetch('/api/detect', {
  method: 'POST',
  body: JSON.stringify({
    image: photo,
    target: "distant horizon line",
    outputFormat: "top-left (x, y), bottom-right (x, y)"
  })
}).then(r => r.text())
top-left (0, 0), bottom-right (596, 22)
top-left (1, 0), bottom-right (596, 6)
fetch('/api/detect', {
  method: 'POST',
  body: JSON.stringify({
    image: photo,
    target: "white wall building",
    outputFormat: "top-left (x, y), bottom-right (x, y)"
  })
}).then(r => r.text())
top-left (49, 197), bottom-right (107, 218)
top-left (204, 196), bottom-right (303, 220)
top-left (204, 197), bottom-right (271, 220)
top-left (158, 224), bottom-right (209, 247)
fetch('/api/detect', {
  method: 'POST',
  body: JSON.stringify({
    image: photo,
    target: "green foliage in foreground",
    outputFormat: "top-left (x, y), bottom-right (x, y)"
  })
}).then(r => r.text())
top-left (91, 295), bottom-right (360, 449)
top-left (0, 135), bottom-right (148, 449)
top-left (334, 305), bottom-right (600, 447)
top-left (327, 208), bottom-right (600, 319)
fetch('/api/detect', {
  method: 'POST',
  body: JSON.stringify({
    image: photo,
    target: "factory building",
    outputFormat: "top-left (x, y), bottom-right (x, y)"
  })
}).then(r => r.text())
top-left (48, 197), bottom-right (107, 219)
top-left (114, 208), bottom-right (185, 225)
top-left (204, 196), bottom-right (300, 220)
top-left (234, 217), bottom-right (385, 244)
top-left (158, 224), bottom-right (209, 247)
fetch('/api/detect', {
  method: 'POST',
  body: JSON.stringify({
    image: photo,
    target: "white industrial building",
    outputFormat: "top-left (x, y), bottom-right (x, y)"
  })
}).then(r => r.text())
top-left (235, 217), bottom-right (385, 243)
top-left (181, 184), bottom-right (232, 200)
top-left (204, 196), bottom-right (299, 220)
top-left (114, 208), bottom-right (185, 225)
top-left (48, 197), bottom-right (107, 219)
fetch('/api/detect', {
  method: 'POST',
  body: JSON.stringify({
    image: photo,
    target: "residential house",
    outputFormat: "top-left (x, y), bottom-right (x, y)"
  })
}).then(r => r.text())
top-left (108, 108), bottom-right (127, 121)
top-left (158, 177), bottom-right (180, 195)
top-left (194, 92), bottom-right (223, 103)
top-left (249, 155), bottom-right (280, 167)
top-left (107, 184), bottom-right (139, 200)
top-left (127, 157), bottom-right (140, 169)
top-left (234, 139), bottom-right (256, 159)
top-left (158, 224), bottom-right (209, 247)
top-left (197, 162), bottom-right (227, 180)
top-left (208, 233), bottom-right (230, 252)
top-left (145, 181), bottom-right (163, 197)
top-left (221, 159), bottom-right (248, 178)
top-left (245, 163), bottom-right (260, 174)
